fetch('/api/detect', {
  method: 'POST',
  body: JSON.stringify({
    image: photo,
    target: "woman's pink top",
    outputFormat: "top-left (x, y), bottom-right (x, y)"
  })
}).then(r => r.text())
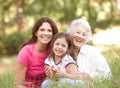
top-left (17, 43), bottom-right (50, 88)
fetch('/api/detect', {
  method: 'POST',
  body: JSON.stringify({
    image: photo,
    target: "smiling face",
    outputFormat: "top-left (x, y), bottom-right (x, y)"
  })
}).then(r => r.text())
top-left (71, 24), bottom-right (88, 48)
top-left (36, 22), bottom-right (53, 44)
top-left (53, 37), bottom-right (68, 57)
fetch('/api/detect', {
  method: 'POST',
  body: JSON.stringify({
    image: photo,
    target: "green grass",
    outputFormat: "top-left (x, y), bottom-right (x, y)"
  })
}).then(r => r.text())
top-left (0, 46), bottom-right (120, 88)
top-left (0, 72), bottom-right (14, 88)
top-left (0, 55), bottom-right (16, 88)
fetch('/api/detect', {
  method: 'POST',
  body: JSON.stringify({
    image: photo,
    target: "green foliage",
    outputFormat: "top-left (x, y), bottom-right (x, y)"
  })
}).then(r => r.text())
top-left (0, 38), bottom-right (5, 55)
top-left (58, 0), bottom-right (78, 23)
top-left (0, 0), bottom-right (118, 34)
top-left (1, 30), bottom-right (30, 55)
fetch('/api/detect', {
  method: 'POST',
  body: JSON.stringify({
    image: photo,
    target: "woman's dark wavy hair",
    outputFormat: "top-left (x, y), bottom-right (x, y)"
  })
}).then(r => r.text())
top-left (22, 17), bottom-right (58, 48)
top-left (48, 32), bottom-right (73, 58)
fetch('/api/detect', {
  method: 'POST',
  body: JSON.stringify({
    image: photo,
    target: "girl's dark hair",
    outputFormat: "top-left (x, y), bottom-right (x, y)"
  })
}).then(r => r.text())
top-left (48, 32), bottom-right (73, 58)
top-left (22, 17), bottom-right (58, 48)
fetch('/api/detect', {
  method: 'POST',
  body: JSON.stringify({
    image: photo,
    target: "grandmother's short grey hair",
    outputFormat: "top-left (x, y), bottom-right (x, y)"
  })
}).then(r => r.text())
top-left (67, 18), bottom-right (92, 41)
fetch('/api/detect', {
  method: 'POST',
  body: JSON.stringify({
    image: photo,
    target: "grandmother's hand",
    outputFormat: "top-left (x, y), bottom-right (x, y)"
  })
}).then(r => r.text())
top-left (75, 72), bottom-right (91, 80)
top-left (80, 73), bottom-right (91, 80)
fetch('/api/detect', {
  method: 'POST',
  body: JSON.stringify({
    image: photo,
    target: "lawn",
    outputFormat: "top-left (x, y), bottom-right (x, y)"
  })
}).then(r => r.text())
top-left (0, 55), bottom-right (16, 88)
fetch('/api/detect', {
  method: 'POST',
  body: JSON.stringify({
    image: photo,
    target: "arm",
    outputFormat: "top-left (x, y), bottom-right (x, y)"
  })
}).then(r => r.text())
top-left (14, 62), bottom-right (27, 88)
top-left (55, 55), bottom-right (78, 79)
top-left (85, 46), bottom-right (111, 79)
top-left (66, 64), bottom-right (91, 80)
top-left (93, 50), bottom-right (111, 79)
top-left (55, 64), bottom-right (76, 79)
top-left (56, 64), bottom-right (91, 80)
top-left (65, 64), bottom-right (77, 79)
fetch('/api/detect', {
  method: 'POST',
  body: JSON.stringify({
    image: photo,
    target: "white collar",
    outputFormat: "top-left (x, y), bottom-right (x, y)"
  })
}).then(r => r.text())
top-left (80, 44), bottom-right (88, 55)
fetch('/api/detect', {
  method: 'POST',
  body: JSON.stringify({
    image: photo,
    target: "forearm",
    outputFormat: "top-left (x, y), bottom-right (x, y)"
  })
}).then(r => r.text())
top-left (14, 76), bottom-right (26, 88)
top-left (62, 72), bottom-right (75, 79)
top-left (62, 72), bottom-right (90, 80)
top-left (14, 62), bottom-right (27, 88)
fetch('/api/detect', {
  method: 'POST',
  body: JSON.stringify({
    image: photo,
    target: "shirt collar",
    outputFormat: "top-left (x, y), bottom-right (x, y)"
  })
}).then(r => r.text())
top-left (80, 44), bottom-right (87, 54)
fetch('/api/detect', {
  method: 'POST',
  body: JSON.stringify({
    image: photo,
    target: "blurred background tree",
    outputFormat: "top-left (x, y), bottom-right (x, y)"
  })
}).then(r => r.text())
top-left (0, 0), bottom-right (119, 55)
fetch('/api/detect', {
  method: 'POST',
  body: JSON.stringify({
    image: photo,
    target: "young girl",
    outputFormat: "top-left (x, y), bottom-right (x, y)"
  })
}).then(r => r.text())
top-left (41, 32), bottom-right (77, 88)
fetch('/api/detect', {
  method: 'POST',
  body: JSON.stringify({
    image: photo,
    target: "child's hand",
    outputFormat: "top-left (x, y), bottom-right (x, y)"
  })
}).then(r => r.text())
top-left (52, 67), bottom-right (57, 72)
top-left (51, 67), bottom-right (59, 81)
top-left (56, 67), bottom-right (65, 78)
top-left (45, 66), bottom-right (54, 79)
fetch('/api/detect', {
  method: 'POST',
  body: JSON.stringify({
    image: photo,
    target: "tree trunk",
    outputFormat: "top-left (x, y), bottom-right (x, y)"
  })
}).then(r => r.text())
top-left (16, 0), bottom-right (24, 31)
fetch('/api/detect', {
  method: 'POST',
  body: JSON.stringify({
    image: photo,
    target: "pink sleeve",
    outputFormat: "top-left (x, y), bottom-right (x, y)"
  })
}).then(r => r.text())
top-left (17, 47), bottom-right (29, 66)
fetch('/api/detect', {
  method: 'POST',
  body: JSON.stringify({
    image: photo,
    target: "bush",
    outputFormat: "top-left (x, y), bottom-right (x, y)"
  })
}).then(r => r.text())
top-left (0, 40), bottom-right (5, 55)
top-left (0, 35), bottom-right (7, 56)
top-left (2, 30), bottom-right (30, 55)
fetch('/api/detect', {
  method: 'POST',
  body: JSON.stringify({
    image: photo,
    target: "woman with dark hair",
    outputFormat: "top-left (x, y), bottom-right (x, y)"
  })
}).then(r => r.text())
top-left (14, 17), bottom-right (58, 88)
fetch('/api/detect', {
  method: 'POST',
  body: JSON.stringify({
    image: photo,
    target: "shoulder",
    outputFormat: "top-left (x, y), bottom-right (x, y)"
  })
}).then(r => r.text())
top-left (83, 44), bottom-right (96, 49)
top-left (45, 57), bottom-right (49, 62)
top-left (79, 44), bottom-right (103, 58)
top-left (82, 44), bottom-right (99, 52)
top-left (45, 57), bottom-right (53, 63)
top-left (45, 57), bottom-right (53, 66)
top-left (22, 44), bottom-right (34, 50)
top-left (17, 44), bottom-right (35, 59)
top-left (62, 55), bottom-right (75, 62)
top-left (19, 44), bottom-right (34, 53)
top-left (83, 44), bottom-right (106, 61)
top-left (62, 55), bottom-right (76, 67)
top-left (45, 58), bottom-right (50, 65)
top-left (17, 44), bottom-right (34, 66)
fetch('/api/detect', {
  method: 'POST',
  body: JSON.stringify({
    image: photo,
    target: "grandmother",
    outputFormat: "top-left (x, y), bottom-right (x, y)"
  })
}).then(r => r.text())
top-left (67, 18), bottom-right (111, 79)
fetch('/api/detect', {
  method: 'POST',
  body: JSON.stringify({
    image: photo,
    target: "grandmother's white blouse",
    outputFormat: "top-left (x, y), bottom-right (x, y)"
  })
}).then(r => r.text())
top-left (77, 44), bottom-right (111, 79)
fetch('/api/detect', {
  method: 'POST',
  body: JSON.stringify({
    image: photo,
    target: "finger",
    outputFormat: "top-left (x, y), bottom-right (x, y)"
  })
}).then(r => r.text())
top-left (58, 66), bottom-right (61, 69)
top-left (45, 69), bottom-right (50, 75)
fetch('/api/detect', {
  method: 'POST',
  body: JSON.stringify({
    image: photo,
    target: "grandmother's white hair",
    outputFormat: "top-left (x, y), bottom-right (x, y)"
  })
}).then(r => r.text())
top-left (67, 18), bottom-right (92, 41)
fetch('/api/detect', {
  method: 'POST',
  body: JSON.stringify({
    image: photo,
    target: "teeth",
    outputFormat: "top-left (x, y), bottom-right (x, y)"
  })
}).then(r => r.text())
top-left (76, 38), bottom-right (82, 42)
top-left (76, 40), bottom-right (81, 42)
top-left (43, 38), bottom-right (49, 40)
top-left (42, 37), bottom-right (50, 40)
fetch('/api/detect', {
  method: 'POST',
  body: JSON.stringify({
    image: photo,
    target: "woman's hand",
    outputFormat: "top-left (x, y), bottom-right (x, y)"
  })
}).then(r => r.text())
top-left (75, 72), bottom-right (91, 80)
top-left (80, 73), bottom-right (91, 79)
